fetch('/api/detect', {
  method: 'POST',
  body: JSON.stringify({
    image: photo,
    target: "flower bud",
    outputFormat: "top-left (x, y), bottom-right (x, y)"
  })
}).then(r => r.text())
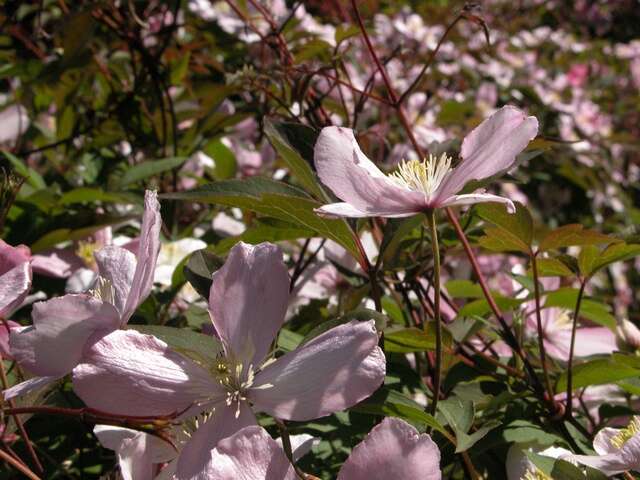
top-left (616, 319), bottom-right (640, 351)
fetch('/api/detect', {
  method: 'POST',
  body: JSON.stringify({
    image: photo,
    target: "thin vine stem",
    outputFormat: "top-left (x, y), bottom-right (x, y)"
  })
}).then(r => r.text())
top-left (426, 210), bottom-right (442, 416)
top-left (565, 278), bottom-right (587, 419)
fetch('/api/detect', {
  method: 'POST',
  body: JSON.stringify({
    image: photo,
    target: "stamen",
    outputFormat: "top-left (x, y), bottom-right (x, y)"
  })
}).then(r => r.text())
top-left (611, 416), bottom-right (640, 449)
top-left (90, 277), bottom-right (115, 304)
top-left (387, 153), bottom-right (452, 201)
top-left (523, 468), bottom-right (552, 480)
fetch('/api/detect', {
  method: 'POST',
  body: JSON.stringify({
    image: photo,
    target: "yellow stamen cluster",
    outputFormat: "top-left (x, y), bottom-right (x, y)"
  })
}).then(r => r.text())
top-left (387, 153), bottom-right (452, 200)
top-left (611, 416), bottom-right (640, 449)
top-left (523, 468), bottom-right (553, 480)
top-left (76, 240), bottom-right (102, 269)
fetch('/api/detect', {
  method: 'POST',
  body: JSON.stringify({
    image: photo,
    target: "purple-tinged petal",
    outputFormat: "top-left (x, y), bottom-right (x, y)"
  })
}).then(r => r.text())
top-left (570, 432), bottom-right (640, 476)
top-left (31, 249), bottom-right (82, 278)
top-left (73, 329), bottom-right (220, 416)
top-left (209, 242), bottom-right (289, 367)
top-left (440, 193), bottom-right (516, 214)
top-left (120, 190), bottom-right (162, 323)
top-left (0, 320), bottom-right (19, 360)
top-left (277, 434), bottom-right (318, 461)
top-left (544, 327), bottom-right (616, 361)
top-left (0, 240), bottom-right (30, 275)
top-left (175, 403), bottom-right (257, 480)
top-left (3, 375), bottom-right (60, 400)
top-left (94, 246), bottom-right (137, 320)
top-left (202, 426), bottom-right (297, 480)
top-left (314, 127), bottom-right (425, 216)
top-left (250, 320), bottom-right (385, 421)
top-left (10, 295), bottom-right (121, 377)
top-left (0, 262), bottom-right (31, 317)
top-left (593, 428), bottom-right (620, 455)
top-left (436, 106), bottom-right (538, 198)
top-left (94, 425), bottom-right (176, 463)
top-left (315, 202), bottom-right (418, 219)
top-left (338, 417), bottom-right (441, 480)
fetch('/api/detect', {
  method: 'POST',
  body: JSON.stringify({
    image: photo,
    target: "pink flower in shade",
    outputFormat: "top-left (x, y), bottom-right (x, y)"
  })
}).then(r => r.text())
top-left (70, 242), bottom-right (386, 480)
top-left (202, 417), bottom-right (441, 479)
top-left (0, 240), bottom-right (32, 318)
top-left (565, 417), bottom-right (640, 476)
top-left (314, 106), bottom-right (538, 218)
top-left (5, 190), bottom-right (161, 400)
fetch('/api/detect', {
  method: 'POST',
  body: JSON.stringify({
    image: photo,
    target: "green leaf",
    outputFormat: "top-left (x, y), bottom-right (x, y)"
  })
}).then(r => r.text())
top-left (161, 177), bottom-right (360, 260)
top-left (526, 452), bottom-right (586, 480)
top-left (277, 329), bottom-right (304, 352)
top-left (478, 229), bottom-right (530, 253)
top-left (544, 288), bottom-right (615, 329)
top-left (119, 157), bottom-right (187, 187)
top-left (335, 25), bottom-right (360, 44)
top-left (384, 327), bottom-right (452, 353)
top-left (538, 224), bottom-right (615, 252)
top-left (183, 249), bottom-right (225, 300)
top-left (203, 139), bottom-right (237, 180)
top-left (129, 325), bottom-right (223, 367)
top-left (580, 242), bottom-right (640, 277)
top-left (438, 396), bottom-right (474, 435)
top-left (213, 223), bottom-right (314, 255)
top-left (1, 151), bottom-right (46, 189)
top-left (445, 279), bottom-right (484, 299)
top-left (352, 388), bottom-right (446, 435)
top-left (556, 358), bottom-right (640, 392)
top-left (455, 420), bottom-right (501, 453)
top-left (501, 420), bottom-right (562, 445)
top-left (534, 257), bottom-right (575, 277)
top-left (264, 120), bottom-right (325, 199)
top-left (476, 201), bottom-right (533, 252)
top-left (59, 188), bottom-right (137, 205)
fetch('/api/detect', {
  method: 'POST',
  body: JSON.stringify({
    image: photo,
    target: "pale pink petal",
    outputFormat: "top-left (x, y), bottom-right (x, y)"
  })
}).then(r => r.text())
top-left (436, 106), bottom-right (538, 198)
top-left (0, 105), bottom-right (29, 144)
top-left (277, 434), bottom-right (318, 461)
top-left (31, 249), bottom-right (82, 278)
top-left (250, 320), bottom-right (386, 421)
top-left (338, 417), bottom-right (441, 480)
top-left (176, 403), bottom-right (257, 480)
top-left (209, 242), bottom-right (289, 367)
top-left (94, 425), bottom-right (176, 463)
top-left (65, 268), bottom-right (98, 294)
top-left (314, 127), bottom-right (425, 216)
top-left (593, 428), bottom-right (620, 455)
top-left (73, 329), bottom-right (220, 416)
top-left (440, 192), bottom-right (516, 214)
top-left (203, 426), bottom-right (297, 480)
top-left (3, 375), bottom-right (60, 400)
top-left (0, 240), bottom-right (30, 273)
top-left (0, 320), bottom-right (19, 359)
top-left (10, 295), bottom-right (121, 376)
top-left (94, 246), bottom-right (137, 320)
top-left (120, 190), bottom-right (162, 323)
top-left (570, 432), bottom-right (640, 475)
top-left (0, 262), bottom-right (31, 317)
top-left (544, 327), bottom-right (617, 361)
top-left (315, 202), bottom-right (418, 219)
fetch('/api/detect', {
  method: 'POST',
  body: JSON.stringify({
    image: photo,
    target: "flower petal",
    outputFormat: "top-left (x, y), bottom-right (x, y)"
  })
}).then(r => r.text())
top-left (337, 417), bottom-right (441, 480)
top-left (0, 262), bottom-right (31, 317)
top-left (175, 403), bottom-right (257, 480)
top-left (570, 432), bottom-right (640, 475)
top-left (73, 329), bottom-right (220, 416)
top-left (440, 192), bottom-right (516, 213)
top-left (314, 127), bottom-right (425, 216)
top-left (3, 375), bottom-right (60, 400)
top-left (203, 426), bottom-right (296, 480)
top-left (94, 425), bottom-right (176, 463)
top-left (121, 190), bottom-right (162, 323)
top-left (436, 106), bottom-right (538, 198)
top-left (94, 246), bottom-right (137, 320)
top-left (315, 202), bottom-right (418, 219)
top-left (250, 320), bottom-right (385, 421)
top-left (0, 240), bottom-right (30, 275)
top-left (593, 428), bottom-right (620, 455)
top-left (209, 242), bottom-right (289, 367)
top-left (10, 294), bottom-right (121, 377)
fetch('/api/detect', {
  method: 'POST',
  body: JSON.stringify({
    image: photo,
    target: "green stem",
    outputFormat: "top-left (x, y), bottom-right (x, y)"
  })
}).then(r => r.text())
top-left (565, 278), bottom-right (587, 419)
top-left (275, 419), bottom-right (308, 480)
top-left (426, 210), bottom-right (442, 416)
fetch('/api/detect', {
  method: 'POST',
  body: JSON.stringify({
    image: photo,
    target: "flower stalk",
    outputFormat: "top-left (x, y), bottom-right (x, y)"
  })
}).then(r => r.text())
top-left (426, 209), bottom-right (442, 416)
top-left (565, 278), bottom-right (587, 419)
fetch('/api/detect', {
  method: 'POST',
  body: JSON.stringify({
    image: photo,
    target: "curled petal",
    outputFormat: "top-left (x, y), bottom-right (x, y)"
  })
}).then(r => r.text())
top-left (10, 294), bottom-right (120, 377)
top-left (202, 426), bottom-right (296, 480)
top-left (314, 127), bottom-right (424, 216)
top-left (338, 417), bottom-right (441, 480)
top-left (94, 246), bottom-right (136, 320)
top-left (73, 329), bottom-right (220, 416)
top-left (437, 106), bottom-right (538, 198)
top-left (209, 242), bottom-right (289, 368)
top-left (315, 202), bottom-right (418, 219)
top-left (250, 320), bottom-right (386, 421)
top-left (0, 262), bottom-right (31, 317)
top-left (440, 192), bottom-right (516, 214)
top-left (3, 375), bottom-right (60, 401)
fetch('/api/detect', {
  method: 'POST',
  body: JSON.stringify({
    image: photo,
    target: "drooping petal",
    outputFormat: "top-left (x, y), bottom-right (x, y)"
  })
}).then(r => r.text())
top-left (202, 426), bottom-right (297, 480)
top-left (73, 329), bottom-right (220, 416)
top-left (593, 428), bottom-right (621, 455)
top-left (0, 262), bottom-right (31, 317)
top-left (0, 240), bottom-right (30, 275)
top-left (337, 417), bottom-right (441, 480)
top-left (314, 127), bottom-right (425, 216)
top-left (436, 106), bottom-right (538, 199)
top-left (3, 375), bottom-right (60, 400)
top-left (440, 192), bottom-right (516, 213)
top-left (94, 246), bottom-right (137, 320)
top-left (570, 433), bottom-right (640, 476)
top-left (94, 425), bottom-right (176, 463)
top-left (315, 202), bottom-right (418, 219)
top-left (175, 403), bottom-right (257, 480)
top-left (10, 295), bottom-right (121, 377)
top-left (120, 190), bottom-right (162, 323)
top-left (209, 242), bottom-right (289, 368)
top-left (250, 320), bottom-right (385, 421)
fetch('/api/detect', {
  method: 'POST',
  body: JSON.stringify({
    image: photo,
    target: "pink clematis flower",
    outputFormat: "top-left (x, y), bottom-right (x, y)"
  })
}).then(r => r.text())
top-left (202, 417), bottom-right (441, 479)
top-left (314, 106), bottom-right (538, 218)
top-left (0, 240), bottom-right (32, 318)
top-left (70, 241), bottom-right (386, 480)
top-left (566, 417), bottom-right (640, 476)
top-left (5, 190), bottom-right (161, 399)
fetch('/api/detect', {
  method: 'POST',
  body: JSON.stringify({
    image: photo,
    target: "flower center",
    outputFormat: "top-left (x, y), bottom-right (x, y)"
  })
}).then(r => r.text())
top-left (387, 153), bottom-right (452, 200)
top-left (611, 416), bottom-right (640, 449)
top-left (523, 469), bottom-right (552, 480)
top-left (90, 277), bottom-right (115, 305)
top-left (76, 240), bottom-right (102, 269)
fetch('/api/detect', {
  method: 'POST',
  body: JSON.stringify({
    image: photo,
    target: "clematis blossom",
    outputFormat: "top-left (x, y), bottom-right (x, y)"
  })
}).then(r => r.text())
top-left (70, 241), bottom-right (386, 480)
top-left (5, 190), bottom-right (161, 399)
top-left (0, 240), bottom-right (32, 318)
top-left (314, 105), bottom-right (538, 218)
top-left (203, 417), bottom-right (441, 479)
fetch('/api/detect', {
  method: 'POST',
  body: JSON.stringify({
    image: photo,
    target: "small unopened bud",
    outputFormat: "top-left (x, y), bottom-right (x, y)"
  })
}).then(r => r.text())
top-left (616, 319), bottom-right (640, 351)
